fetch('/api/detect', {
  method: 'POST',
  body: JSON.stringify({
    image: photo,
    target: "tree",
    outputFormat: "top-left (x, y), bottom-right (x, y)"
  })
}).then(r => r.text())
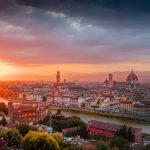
top-left (0, 117), bottom-right (7, 127)
top-left (111, 147), bottom-right (119, 150)
top-left (96, 141), bottom-right (111, 150)
top-left (143, 144), bottom-right (150, 150)
top-left (127, 127), bottom-right (133, 142)
top-left (40, 115), bottom-right (88, 138)
top-left (22, 131), bottom-right (60, 150)
top-left (0, 103), bottom-right (8, 114)
top-left (122, 125), bottom-right (127, 139)
top-left (118, 126), bottom-right (134, 142)
top-left (0, 129), bottom-right (22, 148)
top-left (16, 124), bottom-right (37, 137)
top-left (110, 137), bottom-right (131, 150)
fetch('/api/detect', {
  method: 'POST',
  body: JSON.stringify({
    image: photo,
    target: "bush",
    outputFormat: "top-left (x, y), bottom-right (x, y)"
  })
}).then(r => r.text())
top-left (110, 137), bottom-right (131, 150)
top-left (16, 124), bottom-right (37, 137)
top-left (143, 144), bottom-right (150, 150)
top-left (96, 141), bottom-right (111, 150)
top-left (40, 115), bottom-right (88, 138)
top-left (0, 129), bottom-right (22, 148)
top-left (22, 131), bottom-right (60, 150)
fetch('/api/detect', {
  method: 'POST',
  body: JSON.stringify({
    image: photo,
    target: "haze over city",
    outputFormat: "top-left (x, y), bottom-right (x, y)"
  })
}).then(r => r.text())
top-left (1, 1), bottom-right (150, 150)
top-left (0, 0), bottom-right (150, 81)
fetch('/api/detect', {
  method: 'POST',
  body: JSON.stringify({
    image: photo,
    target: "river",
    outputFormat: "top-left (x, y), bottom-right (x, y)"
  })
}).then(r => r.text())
top-left (59, 111), bottom-right (150, 134)
top-left (1, 98), bottom-right (149, 134)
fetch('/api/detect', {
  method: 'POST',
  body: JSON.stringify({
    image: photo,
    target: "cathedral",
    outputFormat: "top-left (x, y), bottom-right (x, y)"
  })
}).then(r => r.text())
top-left (126, 69), bottom-right (139, 89)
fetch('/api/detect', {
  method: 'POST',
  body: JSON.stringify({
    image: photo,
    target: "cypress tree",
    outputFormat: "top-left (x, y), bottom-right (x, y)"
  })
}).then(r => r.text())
top-left (128, 127), bottom-right (133, 142)
top-left (122, 125), bottom-right (127, 139)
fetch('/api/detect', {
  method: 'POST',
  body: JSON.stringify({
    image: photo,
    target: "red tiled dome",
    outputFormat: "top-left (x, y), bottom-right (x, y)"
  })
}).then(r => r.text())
top-left (126, 70), bottom-right (138, 82)
top-left (104, 78), bottom-right (109, 84)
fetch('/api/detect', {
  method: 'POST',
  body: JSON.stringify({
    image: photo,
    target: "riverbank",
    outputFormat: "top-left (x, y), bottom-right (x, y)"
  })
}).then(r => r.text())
top-left (51, 108), bottom-right (150, 134)
top-left (52, 107), bottom-right (150, 124)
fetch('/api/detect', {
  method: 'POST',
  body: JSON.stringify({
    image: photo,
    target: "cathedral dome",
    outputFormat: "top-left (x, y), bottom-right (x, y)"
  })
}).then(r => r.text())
top-left (126, 70), bottom-right (138, 83)
top-left (104, 78), bottom-right (109, 84)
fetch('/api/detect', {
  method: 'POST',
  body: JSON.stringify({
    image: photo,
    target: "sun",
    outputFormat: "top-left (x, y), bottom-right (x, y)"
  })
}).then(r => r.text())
top-left (0, 61), bottom-right (17, 77)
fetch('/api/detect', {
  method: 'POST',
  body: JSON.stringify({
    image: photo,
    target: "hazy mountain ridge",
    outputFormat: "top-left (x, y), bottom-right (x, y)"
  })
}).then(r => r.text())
top-left (1, 71), bottom-right (150, 83)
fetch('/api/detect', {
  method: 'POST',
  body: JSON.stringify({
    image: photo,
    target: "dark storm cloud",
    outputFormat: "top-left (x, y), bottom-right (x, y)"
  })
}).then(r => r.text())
top-left (16, 0), bottom-right (150, 29)
top-left (0, 0), bottom-right (150, 66)
top-left (1, 0), bottom-right (150, 28)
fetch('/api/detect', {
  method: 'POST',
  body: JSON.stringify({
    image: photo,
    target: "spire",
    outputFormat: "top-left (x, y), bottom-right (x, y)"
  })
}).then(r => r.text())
top-left (131, 68), bottom-right (134, 73)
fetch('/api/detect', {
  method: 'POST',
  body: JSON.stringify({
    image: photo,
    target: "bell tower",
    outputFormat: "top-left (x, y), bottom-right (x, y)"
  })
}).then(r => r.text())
top-left (56, 70), bottom-right (60, 84)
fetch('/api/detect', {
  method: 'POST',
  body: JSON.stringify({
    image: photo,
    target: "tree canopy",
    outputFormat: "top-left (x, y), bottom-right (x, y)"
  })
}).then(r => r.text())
top-left (96, 141), bottom-right (111, 150)
top-left (16, 124), bottom-right (37, 137)
top-left (0, 129), bottom-right (22, 149)
top-left (22, 131), bottom-right (60, 150)
top-left (110, 137), bottom-right (131, 150)
top-left (0, 102), bottom-right (8, 114)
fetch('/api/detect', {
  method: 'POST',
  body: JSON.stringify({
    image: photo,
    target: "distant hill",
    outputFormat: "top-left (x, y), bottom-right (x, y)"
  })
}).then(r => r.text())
top-left (69, 71), bottom-right (150, 83)
top-left (1, 71), bottom-right (150, 83)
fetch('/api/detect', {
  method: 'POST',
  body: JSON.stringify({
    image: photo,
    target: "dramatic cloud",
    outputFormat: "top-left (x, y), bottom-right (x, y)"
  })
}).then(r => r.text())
top-left (0, 0), bottom-right (149, 69)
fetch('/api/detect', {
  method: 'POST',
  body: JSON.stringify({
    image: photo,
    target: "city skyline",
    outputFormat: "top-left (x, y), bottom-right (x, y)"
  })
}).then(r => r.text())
top-left (0, 0), bottom-right (150, 81)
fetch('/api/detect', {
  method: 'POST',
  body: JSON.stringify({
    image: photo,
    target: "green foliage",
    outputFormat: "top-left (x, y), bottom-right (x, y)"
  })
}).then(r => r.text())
top-left (117, 125), bottom-right (134, 142)
top-left (0, 102), bottom-right (8, 114)
top-left (96, 141), bottom-right (111, 150)
top-left (0, 128), bottom-right (22, 148)
top-left (122, 125), bottom-right (127, 138)
top-left (89, 134), bottom-right (107, 141)
top-left (40, 115), bottom-right (88, 138)
top-left (110, 137), bottom-right (131, 150)
top-left (143, 144), bottom-right (150, 150)
top-left (111, 147), bottom-right (119, 150)
top-left (16, 124), bottom-right (37, 137)
top-left (0, 117), bottom-right (7, 127)
top-left (22, 131), bottom-right (60, 150)
top-left (127, 127), bottom-right (134, 142)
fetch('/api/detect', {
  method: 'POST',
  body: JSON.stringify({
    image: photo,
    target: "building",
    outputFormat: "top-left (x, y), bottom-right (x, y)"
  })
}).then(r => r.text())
top-left (8, 102), bottom-right (48, 124)
top-left (126, 69), bottom-right (139, 89)
top-left (104, 73), bottom-right (116, 88)
top-left (56, 70), bottom-right (60, 85)
top-left (87, 120), bottom-right (141, 143)
top-left (104, 78), bottom-right (109, 88)
top-left (119, 100), bottom-right (134, 114)
top-left (109, 73), bottom-right (113, 82)
top-left (133, 104), bottom-right (150, 117)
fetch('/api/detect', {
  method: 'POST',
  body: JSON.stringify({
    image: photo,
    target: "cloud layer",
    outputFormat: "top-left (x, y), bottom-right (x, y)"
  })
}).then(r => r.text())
top-left (0, 0), bottom-right (149, 68)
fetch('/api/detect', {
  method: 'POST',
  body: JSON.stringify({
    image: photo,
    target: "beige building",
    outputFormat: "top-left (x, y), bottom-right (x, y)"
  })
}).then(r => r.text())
top-left (119, 100), bottom-right (134, 114)
top-left (133, 104), bottom-right (150, 117)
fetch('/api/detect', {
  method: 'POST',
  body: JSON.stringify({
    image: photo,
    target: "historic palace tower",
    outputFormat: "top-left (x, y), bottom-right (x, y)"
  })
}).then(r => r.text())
top-left (56, 70), bottom-right (60, 84)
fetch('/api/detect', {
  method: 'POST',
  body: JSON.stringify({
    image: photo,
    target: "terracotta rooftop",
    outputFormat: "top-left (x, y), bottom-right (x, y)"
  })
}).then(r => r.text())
top-left (88, 120), bottom-right (121, 132)
top-left (16, 105), bottom-right (36, 112)
top-left (88, 120), bottom-right (141, 132)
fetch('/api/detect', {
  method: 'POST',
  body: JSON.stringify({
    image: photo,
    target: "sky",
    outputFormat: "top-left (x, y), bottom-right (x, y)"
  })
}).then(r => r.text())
top-left (0, 0), bottom-right (150, 81)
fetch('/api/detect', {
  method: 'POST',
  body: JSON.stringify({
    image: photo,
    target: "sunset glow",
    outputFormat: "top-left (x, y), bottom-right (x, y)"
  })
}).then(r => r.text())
top-left (0, 0), bottom-right (150, 81)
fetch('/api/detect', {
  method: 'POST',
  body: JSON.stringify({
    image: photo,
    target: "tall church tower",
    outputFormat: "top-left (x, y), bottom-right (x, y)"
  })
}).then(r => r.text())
top-left (109, 73), bottom-right (113, 82)
top-left (56, 70), bottom-right (60, 84)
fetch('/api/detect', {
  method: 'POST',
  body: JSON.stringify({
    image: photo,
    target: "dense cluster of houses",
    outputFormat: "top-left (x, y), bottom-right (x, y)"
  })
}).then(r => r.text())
top-left (4, 81), bottom-right (149, 118)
